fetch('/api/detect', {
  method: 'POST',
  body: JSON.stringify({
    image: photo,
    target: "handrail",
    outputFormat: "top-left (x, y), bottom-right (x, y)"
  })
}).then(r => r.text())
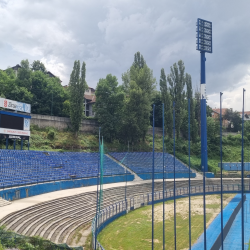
top-left (92, 183), bottom-right (250, 249)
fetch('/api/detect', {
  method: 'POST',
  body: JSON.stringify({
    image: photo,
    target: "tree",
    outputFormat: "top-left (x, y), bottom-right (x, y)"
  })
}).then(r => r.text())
top-left (167, 60), bottom-right (185, 139)
top-left (121, 81), bottom-right (151, 143)
top-left (150, 91), bottom-right (162, 127)
top-left (69, 61), bottom-right (88, 136)
top-left (223, 109), bottom-right (242, 132)
top-left (185, 73), bottom-right (198, 141)
top-left (16, 59), bottom-right (32, 90)
top-left (31, 60), bottom-right (46, 73)
top-left (160, 68), bottom-right (173, 137)
top-left (122, 52), bottom-right (156, 142)
top-left (95, 74), bottom-right (125, 142)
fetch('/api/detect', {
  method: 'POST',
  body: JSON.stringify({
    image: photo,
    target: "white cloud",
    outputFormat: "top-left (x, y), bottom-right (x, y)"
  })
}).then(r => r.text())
top-left (0, 0), bottom-right (250, 110)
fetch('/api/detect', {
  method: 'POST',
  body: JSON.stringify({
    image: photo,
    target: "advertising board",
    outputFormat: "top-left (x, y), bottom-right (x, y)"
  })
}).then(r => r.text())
top-left (0, 98), bottom-right (31, 113)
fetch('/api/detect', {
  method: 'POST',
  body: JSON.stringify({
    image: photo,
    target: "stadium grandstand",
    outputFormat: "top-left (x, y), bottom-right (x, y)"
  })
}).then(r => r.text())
top-left (0, 150), bottom-right (128, 189)
top-left (110, 152), bottom-right (191, 174)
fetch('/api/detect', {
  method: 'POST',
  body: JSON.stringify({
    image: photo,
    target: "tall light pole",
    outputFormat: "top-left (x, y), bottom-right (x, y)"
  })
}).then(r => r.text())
top-left (196, 18), bottom-right (212, 250)
top-left (196, 18), bottom-right (212, 172)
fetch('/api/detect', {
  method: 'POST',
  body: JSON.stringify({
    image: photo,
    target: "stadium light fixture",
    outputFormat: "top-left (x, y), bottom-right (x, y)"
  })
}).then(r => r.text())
top-left (196, 18), bottom-right (212, 173)
top-left (196, 18), bottom-right (213, 250)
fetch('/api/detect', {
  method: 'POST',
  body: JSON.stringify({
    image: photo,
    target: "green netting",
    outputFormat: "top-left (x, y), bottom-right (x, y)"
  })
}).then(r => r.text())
top-left (98, 137), bottom-right (104, 212)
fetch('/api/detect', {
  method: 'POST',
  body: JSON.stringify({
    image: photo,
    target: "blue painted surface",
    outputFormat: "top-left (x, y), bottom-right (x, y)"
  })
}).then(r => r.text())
top-left (0, 110), bottom-right (31, 119)
top-left (222, 194), bottom-right (250, 250)
top-left (138, 172), bottom-right (196, 180)
top-left (205, 172), bottom-right (214, 178)
top-left (0, 175), bottom-right (134, 201)
top-left (220, 162), bottom-right (250, 171)
top-left (192, 194), bottom-right (241, 250)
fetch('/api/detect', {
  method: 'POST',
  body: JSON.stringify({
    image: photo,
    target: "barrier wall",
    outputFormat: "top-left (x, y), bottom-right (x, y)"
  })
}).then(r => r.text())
top-left (0, 174), bottom-right (134, 201)
top-left (205, 172), bottom-right (214, 178)
top-left (219, 162), bottom-right (250, 171)
top-left (138, 172), bottom-right (196, 180)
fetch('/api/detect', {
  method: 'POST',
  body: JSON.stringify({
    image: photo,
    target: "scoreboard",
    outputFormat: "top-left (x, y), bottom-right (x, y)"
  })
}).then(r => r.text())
top-left (0, 111), bottom-right (31, 140)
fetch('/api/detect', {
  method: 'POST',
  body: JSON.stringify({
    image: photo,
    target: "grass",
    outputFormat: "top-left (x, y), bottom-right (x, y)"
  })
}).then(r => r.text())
top-left (0, 125), bottom-right (248, 175)
top-left (98, 194), bottom-right (236, 250)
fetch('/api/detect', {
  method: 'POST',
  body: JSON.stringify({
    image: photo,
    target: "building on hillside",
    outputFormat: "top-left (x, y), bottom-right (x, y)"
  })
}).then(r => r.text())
top-left (84, 87), bottom-right (96, 117)
top-left (3, 65), bottom-right (62, 82)
top-left (239, 111), bottom-right (250, 121)
top-left (211, 108), bottom-right (229, 127)
top-left (63, 86), bottom-right (96, 117)
top-left (3, 64), bottom-right (22, 77)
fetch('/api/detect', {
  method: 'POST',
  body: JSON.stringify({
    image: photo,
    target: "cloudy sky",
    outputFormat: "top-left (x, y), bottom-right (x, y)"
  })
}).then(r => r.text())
top-left (1, 0), bottom-right (250, 111)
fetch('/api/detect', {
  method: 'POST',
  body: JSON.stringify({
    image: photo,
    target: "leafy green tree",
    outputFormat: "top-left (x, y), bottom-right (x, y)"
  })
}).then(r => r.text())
top-left (167, 60), bottom-right (185, 139)
top-left (62, 100), bottom-right (70, 117)
top-left (207, 116), bottom-right (220, 141)
top-left (223, 109), bottom-right (242, 132)
top-left (150, 91), bottom-right (162, 127)
top-left (16, 59), bottom-right (32, 90)
top-left (121, 81), bottom-right (151, 143)
top-left (69, 61), bottom-right (88, 136)
top-left (0, 68), bottom-right (33, 103)
top-left (31, 60), bottom-right (46, 72)
top-left (95, 74), bottom-right (125, 142)
top-left (185, 73), bottom-right (198, 141)
top-left (122, 52), bottom-right (156, 142)
top-left (160, 68), bottom-right (173, 137)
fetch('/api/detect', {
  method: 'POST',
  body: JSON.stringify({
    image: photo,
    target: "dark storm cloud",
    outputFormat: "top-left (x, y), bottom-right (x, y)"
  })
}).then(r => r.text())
top-left (1, 0), bottom-right (250, 109)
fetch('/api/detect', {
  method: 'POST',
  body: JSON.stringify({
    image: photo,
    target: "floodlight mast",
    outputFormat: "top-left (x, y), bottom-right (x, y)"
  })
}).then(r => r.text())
top-left (196, 18), bottom-right (212, 173)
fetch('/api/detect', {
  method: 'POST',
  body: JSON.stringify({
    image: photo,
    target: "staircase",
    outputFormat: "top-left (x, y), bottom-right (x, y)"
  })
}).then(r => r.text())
top-left (0, 197), bottom-right (11, 207)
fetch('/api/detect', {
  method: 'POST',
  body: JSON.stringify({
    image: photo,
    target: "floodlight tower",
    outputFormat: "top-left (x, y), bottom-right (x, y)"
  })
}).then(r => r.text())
top-left (196, 18), bottom-right (212, 172)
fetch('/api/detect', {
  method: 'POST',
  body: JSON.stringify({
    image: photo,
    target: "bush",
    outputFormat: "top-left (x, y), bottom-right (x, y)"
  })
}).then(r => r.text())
top-left (47, 129), bottom-right (56, 140)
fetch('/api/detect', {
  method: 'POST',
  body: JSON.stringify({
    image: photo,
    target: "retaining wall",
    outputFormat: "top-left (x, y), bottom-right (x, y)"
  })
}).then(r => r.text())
top-left (0, 174), bottom-right (134, 201)
top-left (138, 172), bottom-right (196, 180)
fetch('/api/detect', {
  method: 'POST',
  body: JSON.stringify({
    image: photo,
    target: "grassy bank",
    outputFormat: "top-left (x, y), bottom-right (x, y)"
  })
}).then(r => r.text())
top-left (0, 125), bottom-right (247, 174)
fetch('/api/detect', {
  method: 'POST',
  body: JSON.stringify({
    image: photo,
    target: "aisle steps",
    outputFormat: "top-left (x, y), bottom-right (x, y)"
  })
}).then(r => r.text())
top-left (0, 197), bottom-right (11, 207)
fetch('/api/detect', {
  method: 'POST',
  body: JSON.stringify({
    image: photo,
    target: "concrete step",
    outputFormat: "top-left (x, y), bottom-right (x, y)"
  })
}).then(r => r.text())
top-left (0, 197), bottom-right (11, 207)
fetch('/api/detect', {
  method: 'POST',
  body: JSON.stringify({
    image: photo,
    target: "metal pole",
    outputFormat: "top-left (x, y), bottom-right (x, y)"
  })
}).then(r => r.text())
top-left (125, 141), bottom-right (129, 211)
top-left (95, 127), bottom-right (101, 250)
top-left (152, 104), bottom-right (155, 250)
top-left (188, 98), bottom-right (191, 250)
top-left (200, 51), bottom-right (208, 172)
top-left (200, 51), bottom-right (207, 250)
top-left (28, 138), bottom-right (30, 150)
top-left (241, 89), bottom-right (245, 250)
top-left (162, 103), bottom-right (165, 250)
top-left (173, 102), bottom-right (177, 250)
top-left (220, 92), bottom-right (224, 249)
top-left (6, 138), bottom-right (8, 149)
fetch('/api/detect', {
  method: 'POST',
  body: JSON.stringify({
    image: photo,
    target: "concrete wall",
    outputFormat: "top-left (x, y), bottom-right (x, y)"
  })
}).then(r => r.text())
top-left (138, 172), bottom-right (196, 180)
top-left (0, 174), bottom-right (134, 201)
top-left (30, 113), bottom-right (98, 133)
top-left (220, 162), bottom-right (250, 171)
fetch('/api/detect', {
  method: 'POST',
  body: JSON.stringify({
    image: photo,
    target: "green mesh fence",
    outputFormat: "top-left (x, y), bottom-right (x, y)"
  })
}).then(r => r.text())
top-left (98, 138), bottom-right (104, 212)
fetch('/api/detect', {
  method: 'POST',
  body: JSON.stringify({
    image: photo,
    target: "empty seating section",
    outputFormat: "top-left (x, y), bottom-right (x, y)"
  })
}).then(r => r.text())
top-left (0, 150), bottom-right (125, 188)
top-left (110, 152), bottom-right (190, 174)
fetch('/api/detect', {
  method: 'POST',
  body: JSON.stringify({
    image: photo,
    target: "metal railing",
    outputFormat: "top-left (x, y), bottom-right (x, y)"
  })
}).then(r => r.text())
top-left (92, 183), bottom-right (250, 250)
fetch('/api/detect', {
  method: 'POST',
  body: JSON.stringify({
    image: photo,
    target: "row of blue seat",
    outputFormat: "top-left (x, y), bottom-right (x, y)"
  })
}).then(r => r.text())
top-left (110, 152), bottom-right (191, 174)
top-left (0, 150), bottom-right (126, 188)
